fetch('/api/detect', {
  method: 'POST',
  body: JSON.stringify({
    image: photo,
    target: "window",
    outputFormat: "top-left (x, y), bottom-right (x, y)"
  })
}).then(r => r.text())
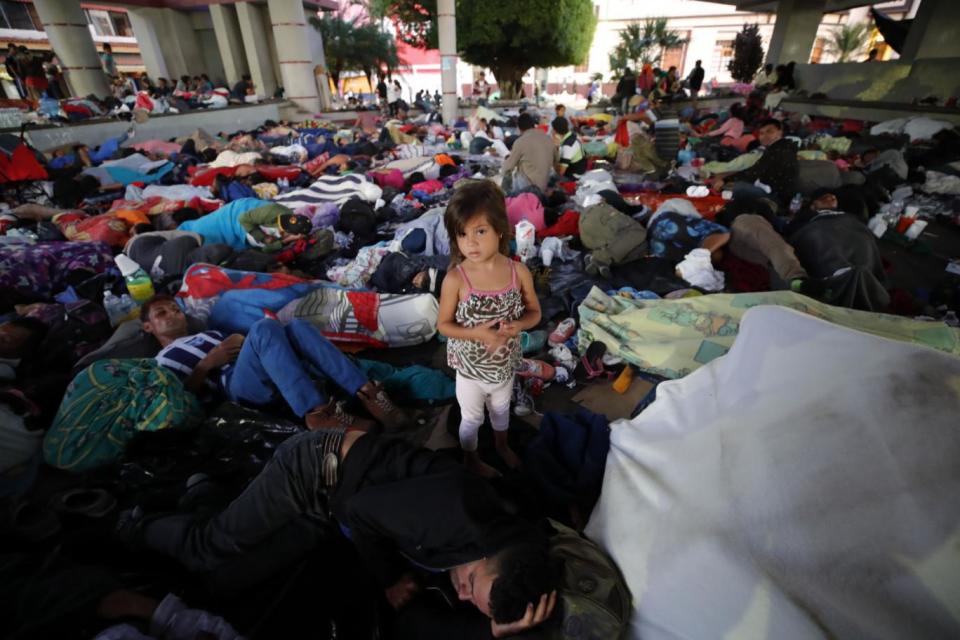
top-left (0, 0), bottom-right (40, 30)
top-left (712, 38), bottom-right (735, 77)
top-left (85, 9), bottom-right (115, 37)
top-left (810, 37), bottom-right (825, 63)
top-left (110, 12), bottom-right (133, 37)
top-left (660, 31), bottom-right (690, 72)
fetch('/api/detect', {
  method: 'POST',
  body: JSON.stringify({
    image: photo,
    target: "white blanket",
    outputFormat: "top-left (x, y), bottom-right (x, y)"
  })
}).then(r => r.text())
top-left (586, 306), bottom-right (960, 639)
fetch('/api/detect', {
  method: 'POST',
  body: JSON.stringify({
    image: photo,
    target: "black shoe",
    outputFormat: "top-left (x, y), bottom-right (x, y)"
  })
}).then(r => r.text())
top-left (114, 505), bottom-right (146, 549)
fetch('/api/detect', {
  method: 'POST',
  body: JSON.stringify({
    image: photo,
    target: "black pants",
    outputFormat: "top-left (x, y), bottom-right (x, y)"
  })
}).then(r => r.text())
top-left (142, 431), bottom-right (457, 589)
top-left (143, 430), bottom-right (343, 581)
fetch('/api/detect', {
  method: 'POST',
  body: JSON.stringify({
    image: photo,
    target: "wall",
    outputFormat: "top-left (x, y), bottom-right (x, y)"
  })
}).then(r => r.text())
top-left (793, 58), bottom-right (960, 104)
top-left (23, 101), bottom-right (281, 151)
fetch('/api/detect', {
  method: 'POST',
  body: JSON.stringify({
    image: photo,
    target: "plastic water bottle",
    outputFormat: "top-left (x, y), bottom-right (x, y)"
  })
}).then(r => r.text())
top-left (103, 291), bottom-right (126, 326)
top-left (115, 254), bottom-right (155, 303)
top-left (789, 193), bottom-right (803, 215)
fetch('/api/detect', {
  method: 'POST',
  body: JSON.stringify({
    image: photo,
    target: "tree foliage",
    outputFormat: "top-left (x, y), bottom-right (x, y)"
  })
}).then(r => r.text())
top-left (728, 23), bottom-right (764, 83)
top-left (372, 0), bottom-right (597, 99)
top-left (825, 22), bottom-right (870, 62)
top-left (309, 12), bottom-right (400, 91)
top-left (608, 18), bottom-right (688, 74)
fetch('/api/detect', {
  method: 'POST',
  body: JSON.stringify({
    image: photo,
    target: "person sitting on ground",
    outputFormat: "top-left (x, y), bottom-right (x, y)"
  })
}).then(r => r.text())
top-left (711, 118), bottom-right (798, 207)
top-left (128, 426), bottom-right (558, 637)
top-left (197, 73), bottom-right (214, 94)
top-left (137, 73), bottom-right (153, 93)
top-left (177, 198), bottom-right (310, 252)
top-left (231, 74), bottom-right (253, 101)
top-left (552, 117), bottom-right (587, 178)
top-left (153, 77), bottom-right (171, 98)
top-left (703, 103), bottom-right (746, 146)
top-left (140, 295), bottom-right (407, 430)
top-left (753, 63), bottom-right (776, 88)
top-left (500, 112), bottom-right (554, 193)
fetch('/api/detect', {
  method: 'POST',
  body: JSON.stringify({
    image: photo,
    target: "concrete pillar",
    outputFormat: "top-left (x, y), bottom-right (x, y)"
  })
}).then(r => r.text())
top-left (438, 0), bottom-right (458, 124)
top-left (236, 1), bottom-right (277, 98)
top-left (266, 0), bottom-right (321, 113)
top-left (210, 4), bottom-right (248, 86)
top-left (765, 0), bottom-right (826, 66)
top-left (900, 0), bottom-right (960, 61)
top-left (304, 14), bottom-right (333, 111)
top-left (32, 0), bottom-right (110, 97)
top-left (192, 11), bottom-right (226, 86)
top-left (127, 9), bottom-right (169, 81)
top-left (160, 9), bottom-right (205, 80)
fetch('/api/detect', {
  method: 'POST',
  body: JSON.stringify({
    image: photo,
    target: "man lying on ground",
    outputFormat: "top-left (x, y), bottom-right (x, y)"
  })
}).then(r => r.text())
top-left (139, 294), bottom-right (407, 430)
top-left (124, 427), bottom-right (558, 638)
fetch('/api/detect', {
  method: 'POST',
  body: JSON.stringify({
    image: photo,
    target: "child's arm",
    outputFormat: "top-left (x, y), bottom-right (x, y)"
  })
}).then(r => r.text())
top-left (437, 269), bottom-right (502, 347)
top-left (498, 263), bottom-right (542, 337)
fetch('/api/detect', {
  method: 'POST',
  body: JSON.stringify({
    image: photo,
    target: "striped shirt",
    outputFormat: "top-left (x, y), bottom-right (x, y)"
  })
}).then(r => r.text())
top-left (273, 174), bottom-right (383, 210)
top-left (156, 330), bottom-right (229, 390)
top-left (557, 132), bottom-right (586, 177)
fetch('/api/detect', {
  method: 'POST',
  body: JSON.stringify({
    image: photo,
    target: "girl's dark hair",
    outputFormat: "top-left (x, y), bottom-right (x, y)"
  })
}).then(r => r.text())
top-left (443, 179), bottom-right (510, 265)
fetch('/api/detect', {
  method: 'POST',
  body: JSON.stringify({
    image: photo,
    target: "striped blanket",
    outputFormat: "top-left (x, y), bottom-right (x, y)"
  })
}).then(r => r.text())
top-left (43, 359), bottom-right (203, 472)
top-left (273, 174), bottom-right (383, 211)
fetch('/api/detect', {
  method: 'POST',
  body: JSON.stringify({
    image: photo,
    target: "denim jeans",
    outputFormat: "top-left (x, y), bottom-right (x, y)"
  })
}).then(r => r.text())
top-left (141, 429), bottom-right (341, 590)
top-left (224, 318), bottom-right (367, 417)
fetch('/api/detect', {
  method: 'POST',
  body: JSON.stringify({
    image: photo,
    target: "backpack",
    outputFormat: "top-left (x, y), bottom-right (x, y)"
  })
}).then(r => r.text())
top-left (546, 519), bottom-right (632, 640)
top-left (579, 203), bottom-right (647, 273)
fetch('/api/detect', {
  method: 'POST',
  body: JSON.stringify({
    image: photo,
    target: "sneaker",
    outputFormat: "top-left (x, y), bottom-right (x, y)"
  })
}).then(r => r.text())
top-left (512, 379), bottom-right (534, 417)
top-left (115, 505), bottom-right (145, 548)
top-left (306, 401), bottom-right (375, 431)
top-left (548, 318), bottom-right (577, 346)
top-left (358, 382), bottom-right (411, 428)
top-left (516, 358), bottom-right (556, 380)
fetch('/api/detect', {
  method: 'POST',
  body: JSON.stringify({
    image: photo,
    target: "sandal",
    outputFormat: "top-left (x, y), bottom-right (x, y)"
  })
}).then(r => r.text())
top-left (575, 341), bottom-right (615, 382)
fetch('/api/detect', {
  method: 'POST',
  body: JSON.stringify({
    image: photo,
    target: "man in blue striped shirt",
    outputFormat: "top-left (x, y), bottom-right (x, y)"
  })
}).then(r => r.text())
top-left (142, 295), bottom-right (407, 430)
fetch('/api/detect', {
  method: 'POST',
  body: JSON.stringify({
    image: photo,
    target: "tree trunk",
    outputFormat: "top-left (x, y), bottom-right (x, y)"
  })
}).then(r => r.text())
top-left (490, 62), bottom-right (530, 100)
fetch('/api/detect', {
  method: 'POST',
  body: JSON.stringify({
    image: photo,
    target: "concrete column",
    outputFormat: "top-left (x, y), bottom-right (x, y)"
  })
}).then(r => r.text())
top-left (192, 11), bottom-right (226, 86)
top-left (127, 9), bottom-right (169, 81)
top-left (266, 0), bottom-right (321, 113)
top-left (32, 0), bottom-right (110, 97)
top-left (438, 0), bottom-right (458, 125)
top-left (900, 0), bottom-right (960, 61)
top-left (160, 9), bottom-right (205, 80)
top-left (210, 4), bottom-right (248, 86)
top-left (765, 0), bottom-right (826, 66)
top-left (236, 1), bottom-right (277, 98)
top-left (304, 13), bottom-right (333, 111)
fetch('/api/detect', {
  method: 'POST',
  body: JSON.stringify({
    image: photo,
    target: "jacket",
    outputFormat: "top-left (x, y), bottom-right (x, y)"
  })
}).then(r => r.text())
top-left (332, 435), bottom-right (541, 587)
top-left (732, 137), bottom-right (799, 204)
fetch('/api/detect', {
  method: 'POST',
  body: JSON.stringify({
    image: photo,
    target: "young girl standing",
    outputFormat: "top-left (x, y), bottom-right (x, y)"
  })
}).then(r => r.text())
top-left (438, 180), bottom-right (542, 478)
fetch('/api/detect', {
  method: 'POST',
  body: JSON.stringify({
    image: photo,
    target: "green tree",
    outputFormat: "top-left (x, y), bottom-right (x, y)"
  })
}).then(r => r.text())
top-left (825, 22), bottom-right (870, 62)
top-left (371, 0), bottom-right (597, 100)
top-left (310, 12), bottom-right (400, 93)
top-left (608, 18), bottom-right (688, 73)
top-left (728, 23), bottom-right (764, 83)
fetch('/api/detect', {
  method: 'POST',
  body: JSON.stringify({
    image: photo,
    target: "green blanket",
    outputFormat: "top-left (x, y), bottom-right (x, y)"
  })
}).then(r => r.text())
top-left (43, 359), bottom-right (203, 472)
top-left (578, 287), bottom-right (960, 379)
